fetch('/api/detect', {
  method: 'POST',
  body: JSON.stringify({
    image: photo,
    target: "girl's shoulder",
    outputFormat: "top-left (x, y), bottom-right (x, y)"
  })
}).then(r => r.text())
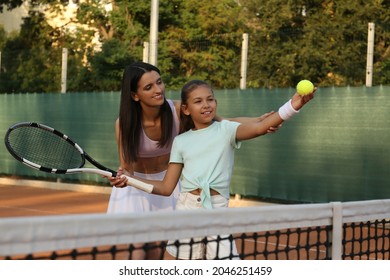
top-left (220, 119), bottom-right (241, 128)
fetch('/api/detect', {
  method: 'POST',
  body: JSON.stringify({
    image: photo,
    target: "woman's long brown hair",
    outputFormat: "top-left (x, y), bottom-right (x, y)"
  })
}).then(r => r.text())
top-left (119, 62), bottom-right (173, 163)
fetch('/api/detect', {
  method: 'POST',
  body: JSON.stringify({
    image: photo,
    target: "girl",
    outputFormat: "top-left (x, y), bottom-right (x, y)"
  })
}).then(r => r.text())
top-left (120, 79), bottom-right (315, 259)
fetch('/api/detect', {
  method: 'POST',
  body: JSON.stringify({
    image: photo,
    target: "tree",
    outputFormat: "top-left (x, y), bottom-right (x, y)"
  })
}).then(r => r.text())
top-left (88, 38), bottom-right (135, 91)
top-left (0, 0), bottom-right (23, 12)
top-left (240, 0), bottom-right (390, 87)
top-left (1, 0), bottom-right (389, 92)
top-left (0, 11), bottom-right (62, 93)
top-left (157, 0), bottom-right (246, 89)
top-left (0, 24), bottom-right (6, 47)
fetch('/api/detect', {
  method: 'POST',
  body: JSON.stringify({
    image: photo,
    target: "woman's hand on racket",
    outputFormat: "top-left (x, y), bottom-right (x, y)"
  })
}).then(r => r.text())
top-left (109, 167), bottom-right (128, 188)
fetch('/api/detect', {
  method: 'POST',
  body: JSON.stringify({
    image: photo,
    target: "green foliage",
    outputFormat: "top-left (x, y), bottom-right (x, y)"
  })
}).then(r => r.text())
top-left (0, 0), bottom-right (23, 13)
top-left (88, 38), bottom-right (137, 91)
top-left (0, 0), bottom-right (389, 93)
top-left (0, 11), bottom-right (62, 93)
top-left (158, 0), bottom-right (245, 89)
top-left (0, 25), bottom-right (6, 48)
top-left (241, 0), bottom-right (389, 87)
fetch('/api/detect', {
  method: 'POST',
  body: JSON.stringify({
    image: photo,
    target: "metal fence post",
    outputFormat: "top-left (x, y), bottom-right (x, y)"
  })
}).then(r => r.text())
top-left (240, 33), bottom-right (248, 90)
top-left (149, 0), bottom-right (159, 66)
top-left (61, 48), bottom-right (68, 94)
top-left (366, 22), bottom-right (375, 87)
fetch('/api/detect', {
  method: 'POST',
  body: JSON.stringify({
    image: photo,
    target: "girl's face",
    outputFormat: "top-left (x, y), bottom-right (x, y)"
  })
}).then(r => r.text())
top-left (132, 71), bottom-right (165, 106)
top-left (182, 85), bottom-right (217, 130)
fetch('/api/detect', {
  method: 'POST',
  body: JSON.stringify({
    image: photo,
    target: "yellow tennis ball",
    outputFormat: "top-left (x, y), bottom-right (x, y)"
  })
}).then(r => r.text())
top-left (296, 80), bottom-right (314, 95)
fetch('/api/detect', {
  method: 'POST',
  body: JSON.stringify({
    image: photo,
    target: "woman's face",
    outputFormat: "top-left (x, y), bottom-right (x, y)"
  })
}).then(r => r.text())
top-left (132, 71), bottom-right (165, 106)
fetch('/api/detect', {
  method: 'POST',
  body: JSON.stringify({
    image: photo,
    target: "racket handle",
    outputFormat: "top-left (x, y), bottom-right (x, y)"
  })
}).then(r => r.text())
top-left (124, 175), bottom-right (154, 193)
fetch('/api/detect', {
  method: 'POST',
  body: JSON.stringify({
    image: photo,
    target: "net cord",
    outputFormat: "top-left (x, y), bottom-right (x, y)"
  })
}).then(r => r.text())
top-left (1, 199), bottom-right (390, 258)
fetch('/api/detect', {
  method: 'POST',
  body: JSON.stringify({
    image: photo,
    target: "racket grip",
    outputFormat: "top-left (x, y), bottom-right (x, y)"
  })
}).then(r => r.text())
top-left (124, 175), bottom-right (154, 193)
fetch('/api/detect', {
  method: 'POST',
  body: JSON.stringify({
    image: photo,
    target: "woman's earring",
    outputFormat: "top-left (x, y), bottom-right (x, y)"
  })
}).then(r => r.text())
top-left (131, 92), bottom-right (139, 102)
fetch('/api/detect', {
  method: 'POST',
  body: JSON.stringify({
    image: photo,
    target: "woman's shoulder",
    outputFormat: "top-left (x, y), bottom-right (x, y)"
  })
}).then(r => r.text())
top-left (170, 99), bottom-right (181, 109)
top-left (168, 99), bottom-right (181, 119)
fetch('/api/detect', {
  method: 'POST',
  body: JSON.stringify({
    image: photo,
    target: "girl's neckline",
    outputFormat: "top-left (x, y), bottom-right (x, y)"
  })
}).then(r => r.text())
top-left (191, 121), bottom-right (216, 132)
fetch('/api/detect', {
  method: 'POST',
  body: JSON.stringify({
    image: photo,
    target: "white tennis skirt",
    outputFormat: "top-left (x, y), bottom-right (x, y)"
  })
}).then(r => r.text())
top-left (107, 170), bottom-right (180, 214)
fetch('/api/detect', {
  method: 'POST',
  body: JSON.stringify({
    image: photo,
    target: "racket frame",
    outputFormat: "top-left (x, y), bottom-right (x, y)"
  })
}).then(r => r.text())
top-left (4, 122), bottom-right (153, 193)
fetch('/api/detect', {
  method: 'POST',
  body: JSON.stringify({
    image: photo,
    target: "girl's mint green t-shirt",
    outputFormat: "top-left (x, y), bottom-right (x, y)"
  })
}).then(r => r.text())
top-left (169, 120), bottom-right (241, 209)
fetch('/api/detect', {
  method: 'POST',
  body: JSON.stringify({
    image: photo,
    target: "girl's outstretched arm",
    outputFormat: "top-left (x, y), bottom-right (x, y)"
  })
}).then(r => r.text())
top-left (236, 90), bottom-right (315, 141)
top-left (218, 111), bottom-right (280, 133)
top-left (215, 111), bottom-right (273, 123)
top-left (176, 99), bottom-right (273, 124)
top-left (176, 99), bottom-right (280, 133)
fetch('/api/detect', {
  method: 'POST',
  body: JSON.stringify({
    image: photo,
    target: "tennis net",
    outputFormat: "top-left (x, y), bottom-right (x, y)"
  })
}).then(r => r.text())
top-left (1, 199), bottom-right (390, 260)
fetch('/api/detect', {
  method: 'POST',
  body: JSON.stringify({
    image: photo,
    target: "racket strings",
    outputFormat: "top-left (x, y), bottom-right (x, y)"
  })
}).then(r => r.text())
top-left (7, 127), bottom-right (84, 170)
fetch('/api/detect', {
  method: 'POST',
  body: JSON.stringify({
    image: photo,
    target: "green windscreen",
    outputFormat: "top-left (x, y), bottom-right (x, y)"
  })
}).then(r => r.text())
top-left (214, 86), bottom-right (390, 203)
top-left (1, 86), bottom-right (389, 203)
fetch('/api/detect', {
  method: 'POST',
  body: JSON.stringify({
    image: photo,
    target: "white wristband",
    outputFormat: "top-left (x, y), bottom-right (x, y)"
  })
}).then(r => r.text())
top-left (278, 99), bottom-right (299, 121)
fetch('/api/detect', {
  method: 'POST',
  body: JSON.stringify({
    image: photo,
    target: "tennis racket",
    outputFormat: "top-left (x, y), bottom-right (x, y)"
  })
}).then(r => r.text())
top-left (4, 122), bottom-right (153, 193)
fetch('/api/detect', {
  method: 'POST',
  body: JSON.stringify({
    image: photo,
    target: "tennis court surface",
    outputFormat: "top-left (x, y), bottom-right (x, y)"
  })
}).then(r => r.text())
top-left (0, 178), bottom-right (267, 218)
top-left (1, 178), bottom-right (390, 260)
top-left (0, 182), bottom-right (109, 217)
